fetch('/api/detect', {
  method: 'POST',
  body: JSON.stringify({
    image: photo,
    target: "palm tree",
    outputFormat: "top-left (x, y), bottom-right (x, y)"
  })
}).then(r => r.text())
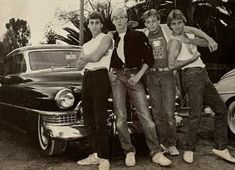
top-left (55, 0), bottom-right (113, 45)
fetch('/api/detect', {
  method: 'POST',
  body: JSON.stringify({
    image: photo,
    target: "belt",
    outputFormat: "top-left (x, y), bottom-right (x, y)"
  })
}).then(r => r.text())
top-left (110, 67), bottom-right (138, 72)
top-left (183, 67), bottom-right (204, 72)
top-left (150, 67), bottom-right (170, 72)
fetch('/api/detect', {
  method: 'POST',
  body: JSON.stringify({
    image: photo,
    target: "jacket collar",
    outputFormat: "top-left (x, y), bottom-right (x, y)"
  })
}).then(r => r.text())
top-left (113, 28), bottom-right (131, 40)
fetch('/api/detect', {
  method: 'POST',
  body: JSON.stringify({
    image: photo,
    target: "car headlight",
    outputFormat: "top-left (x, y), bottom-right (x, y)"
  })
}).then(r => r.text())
top-left (55, 89), bottom-right (75, 109)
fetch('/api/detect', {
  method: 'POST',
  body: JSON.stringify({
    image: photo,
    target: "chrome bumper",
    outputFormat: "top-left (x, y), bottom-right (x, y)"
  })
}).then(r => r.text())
top-left (43, 122), bottom-right (87, 140)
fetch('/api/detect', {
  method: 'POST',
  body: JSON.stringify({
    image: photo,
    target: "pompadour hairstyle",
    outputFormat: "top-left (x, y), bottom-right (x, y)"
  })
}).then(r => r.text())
top-left (111, 8), bottom-right (128, 21)
top-left (167, 9), bottom-right (187, 28)
top-left (141, 9), bottom-right (161, 21)
top-left (87, 11), bottom-right (104, 23)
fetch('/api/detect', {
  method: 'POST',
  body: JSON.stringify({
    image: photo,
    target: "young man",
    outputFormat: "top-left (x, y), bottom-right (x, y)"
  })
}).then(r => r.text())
top-left (140, 9), bottom-right (218, 156)
top-left (109, 8), bottom-right (172, 167)
top-left (76, 11), bottom-right (113, 170)
top-left (167, 9), bottom-right (235, 164)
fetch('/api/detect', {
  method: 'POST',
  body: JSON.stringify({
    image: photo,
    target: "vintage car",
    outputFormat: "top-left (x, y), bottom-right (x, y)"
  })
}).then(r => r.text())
top-left (0, 45), bottom-right (120, 156)
top-left (214, 68), bottom-right (235, 137)
top-left (0, 45), bottom-right (184, 156)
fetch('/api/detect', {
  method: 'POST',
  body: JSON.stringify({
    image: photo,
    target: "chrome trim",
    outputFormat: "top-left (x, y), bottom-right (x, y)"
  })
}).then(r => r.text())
top-left (42, 114), bottom-right (77, 125)
top-left (43, 123), bottom-right (86, 140)
top-left (55, 88), bottom-right (75, 109)
top-left (0, 101), bottom-right (77, 116)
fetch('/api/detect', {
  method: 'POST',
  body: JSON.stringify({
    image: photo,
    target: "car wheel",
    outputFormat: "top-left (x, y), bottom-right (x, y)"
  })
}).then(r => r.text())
top-left (37, 115), bottom-right (67, 156)
top-left (228, 101), bottom-right (235, 138)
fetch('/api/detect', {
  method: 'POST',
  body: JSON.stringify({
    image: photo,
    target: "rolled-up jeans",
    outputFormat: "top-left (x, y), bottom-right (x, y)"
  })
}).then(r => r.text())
top-left (147, 70), bottom-right (177, 147)
top-left (110, 68), bottom-right (161, 156)
top-left (183, 67), bottom-right (228, 151)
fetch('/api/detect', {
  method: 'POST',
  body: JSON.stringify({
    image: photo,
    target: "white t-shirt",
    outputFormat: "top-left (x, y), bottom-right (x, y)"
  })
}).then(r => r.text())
top-left (82, 33), bottom-right (113, 71)
top-left (172, 34), bottom-right (205, 69)
top-left (116, 32), bottom-right (125, 63)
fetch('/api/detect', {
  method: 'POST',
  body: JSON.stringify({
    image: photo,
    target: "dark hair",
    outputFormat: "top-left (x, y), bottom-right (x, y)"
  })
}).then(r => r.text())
top-left (141, 9), bottom-right (161, 21)
top-left (167, 9), bottom-right (187, 28)
top-left (87, 11), bottom-right (104, 23)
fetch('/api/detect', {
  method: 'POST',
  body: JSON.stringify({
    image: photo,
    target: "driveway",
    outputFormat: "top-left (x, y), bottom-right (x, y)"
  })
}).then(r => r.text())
top-left (0, 114), bottom-right (235, 170)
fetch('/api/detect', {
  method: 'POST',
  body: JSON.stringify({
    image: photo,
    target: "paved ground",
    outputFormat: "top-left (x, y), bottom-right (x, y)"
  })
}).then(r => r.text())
top-left (0, 114), bottom-right (235, 170)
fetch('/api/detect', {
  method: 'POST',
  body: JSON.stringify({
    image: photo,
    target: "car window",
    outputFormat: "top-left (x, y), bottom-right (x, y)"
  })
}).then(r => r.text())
top-left (12, 54), bottom-right (26, 74)
top-left (4, 54), bottom-right (26, 75)
top-left (29, 50), bottom-right (80, 70)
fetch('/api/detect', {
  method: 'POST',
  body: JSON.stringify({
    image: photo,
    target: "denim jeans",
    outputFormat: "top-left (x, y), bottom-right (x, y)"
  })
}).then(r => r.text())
top-left (183, 67), bottom-right (228, 151)
top-left (110, 68), bottom-right (161, 156)
top-left (147, 70), bottom-right (177, 147)
top-left (82, 69), bottom-right (111, 159)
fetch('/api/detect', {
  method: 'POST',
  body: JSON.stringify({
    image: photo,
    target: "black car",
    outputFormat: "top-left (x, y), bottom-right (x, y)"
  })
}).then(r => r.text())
top-left (0, 45), bottom-right (89, 156)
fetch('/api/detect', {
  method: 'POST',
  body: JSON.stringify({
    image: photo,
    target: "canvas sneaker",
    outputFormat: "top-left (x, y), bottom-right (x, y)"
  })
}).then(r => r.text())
top-left (167, 146), bottom-right (180, 156)
top-left (152, 152), bottom-right (172, 166)
top-left (77, 153), bottom-right (100, 165)
top-left (98, 159), bottom-right (110, 170)
top-left (212, 148), bottom-right (235, 163)
top-left (183, 151), bottom-right (193, 163)
top-left (125, 152), bottom-right (136, 166)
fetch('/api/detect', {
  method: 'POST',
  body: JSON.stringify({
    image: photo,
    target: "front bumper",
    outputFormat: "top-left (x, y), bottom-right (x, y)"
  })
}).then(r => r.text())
top-left (43, 121), bottom-right (87, 140)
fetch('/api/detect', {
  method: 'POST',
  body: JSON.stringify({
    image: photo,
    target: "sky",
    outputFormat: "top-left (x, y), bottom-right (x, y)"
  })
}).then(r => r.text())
top-left (0, 0), bottom-right (83, 44)
top-left (0, 0), bottom-right (131, 45)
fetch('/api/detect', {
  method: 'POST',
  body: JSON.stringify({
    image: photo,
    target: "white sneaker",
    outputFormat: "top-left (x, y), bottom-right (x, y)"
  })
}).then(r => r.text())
top-left (125, 152), bottom-right (136, 167)
top-left (212, 148), bottom-right (235, 163)
top-left (168, 146), bottom-right (180, 156)
top-left (152, 152), bottom-right (172, 166)
top-left (99, 159), bottom-right (110, 170)
top-left (77, 153), bottom-right (100, 165)
top-left (183, 151), bottom-right (193, 163)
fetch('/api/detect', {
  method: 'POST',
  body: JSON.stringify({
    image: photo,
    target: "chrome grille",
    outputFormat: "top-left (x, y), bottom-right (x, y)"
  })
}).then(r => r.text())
top-left (42, 114), bottom-right (77, 125)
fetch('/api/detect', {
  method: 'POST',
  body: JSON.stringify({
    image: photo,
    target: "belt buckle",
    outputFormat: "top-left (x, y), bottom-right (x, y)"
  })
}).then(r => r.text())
top-left (150, 68), bottom-right (157, 72)
top-left (159, 67), bottom-right (169, 72)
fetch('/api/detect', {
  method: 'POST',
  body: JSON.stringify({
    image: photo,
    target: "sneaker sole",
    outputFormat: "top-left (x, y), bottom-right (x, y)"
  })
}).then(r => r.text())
top-left (212, 149), bottom-right (235, 163)
top-left (77, 162), bottom-right (100, 165)
top-left (170, 153), bottom-right (180, 156)
top-left (125, 164), bottom-right (136, 167)
top-left (153, 160), bottom-right (172, 167)
top-left (183, 159), bottom-right (193, 164)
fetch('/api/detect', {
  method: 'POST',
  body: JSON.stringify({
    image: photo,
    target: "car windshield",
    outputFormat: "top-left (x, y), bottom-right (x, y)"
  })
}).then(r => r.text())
top-left (29, 50), bottom-right (80, 70)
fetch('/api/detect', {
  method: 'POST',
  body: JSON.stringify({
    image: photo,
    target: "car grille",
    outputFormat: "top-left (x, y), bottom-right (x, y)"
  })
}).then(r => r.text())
top-left (42, 114), bottom-right (77, 125)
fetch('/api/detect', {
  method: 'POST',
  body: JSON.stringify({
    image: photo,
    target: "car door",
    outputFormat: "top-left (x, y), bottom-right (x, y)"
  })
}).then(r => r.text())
top-left (0, 54), bottom-right (28, 129)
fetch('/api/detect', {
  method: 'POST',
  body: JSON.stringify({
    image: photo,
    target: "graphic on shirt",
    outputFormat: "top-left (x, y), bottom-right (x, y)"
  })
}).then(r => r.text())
top-left (150, 37), bottom-right (166, 60)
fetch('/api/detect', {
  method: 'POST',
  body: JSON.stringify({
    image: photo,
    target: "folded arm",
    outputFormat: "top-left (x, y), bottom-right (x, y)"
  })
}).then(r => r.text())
top-left (184, 26), bottom-right (218, 52)
top-left (168, 39), bottom-right (199, 70)
top-left (81, 35), bottom-right (113, 62)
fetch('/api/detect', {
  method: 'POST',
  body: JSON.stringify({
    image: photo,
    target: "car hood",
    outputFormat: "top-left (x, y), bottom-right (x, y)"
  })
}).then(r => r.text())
top-left (214, 69), bottom-right (235, 102)
top-left (23, 68), bottom-right (83, 85)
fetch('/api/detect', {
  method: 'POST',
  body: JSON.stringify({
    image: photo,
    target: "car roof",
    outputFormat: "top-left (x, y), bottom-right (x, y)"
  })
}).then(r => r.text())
top-left (7, 44), bottom-right (82, 57)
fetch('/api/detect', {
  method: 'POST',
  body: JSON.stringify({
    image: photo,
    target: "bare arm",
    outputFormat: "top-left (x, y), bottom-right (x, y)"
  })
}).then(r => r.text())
top-left (81, 35), bottom-right (113, 62)
top-left (177, 34), bottom-right (208, 47)
top-left (168, 39), bottom-right (200, 70)
top-left (77, 49), bottom-right (88, 71)
top-left (189, 37), bottom-right (208, 47)
top-left (184, 26), bottom-right (218, 52)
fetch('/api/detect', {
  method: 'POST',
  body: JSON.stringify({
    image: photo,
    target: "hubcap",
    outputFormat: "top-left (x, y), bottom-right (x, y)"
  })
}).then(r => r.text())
top-left (38, 115), bottom-right (49, 150)
top-left (228, 101), bottom-right (235, 134)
